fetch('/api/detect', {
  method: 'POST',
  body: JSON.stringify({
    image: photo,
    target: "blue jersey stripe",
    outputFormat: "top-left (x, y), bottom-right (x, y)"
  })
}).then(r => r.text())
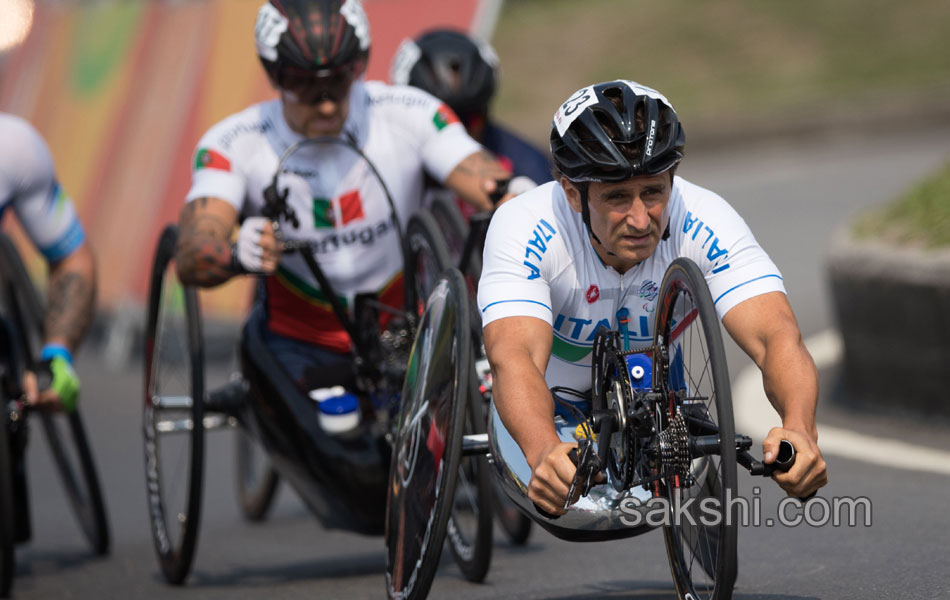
top-left (713, 274), bottom-right (783, 305)
top-left (39, 219), bottom-right (86, 262)
top-left (481, 299), bottom-right (552, 313)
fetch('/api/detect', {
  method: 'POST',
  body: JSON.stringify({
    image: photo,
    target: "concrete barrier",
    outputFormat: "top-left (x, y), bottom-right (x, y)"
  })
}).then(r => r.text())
top-left (827, 227), bottom-right (950, 418)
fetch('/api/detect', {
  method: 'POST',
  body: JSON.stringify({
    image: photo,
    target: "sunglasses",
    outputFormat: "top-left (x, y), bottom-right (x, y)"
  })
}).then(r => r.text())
top-left (276, 65), bottom-right (357, 105)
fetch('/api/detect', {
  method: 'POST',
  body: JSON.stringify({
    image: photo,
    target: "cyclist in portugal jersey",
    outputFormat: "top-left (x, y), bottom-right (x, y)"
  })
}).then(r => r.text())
top-left (174, 0), bottom-right (515, 389)
top-left (478, 81), bottom-right (828, 516)
top-left (0, 113), bottom-right (97, 412)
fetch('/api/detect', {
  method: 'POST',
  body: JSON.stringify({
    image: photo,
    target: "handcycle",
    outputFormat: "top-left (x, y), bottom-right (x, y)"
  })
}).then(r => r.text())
top-left (141, 136), bottom-right (494, 598)
top-left (0, 233), bottom-right (110, 599)
top-left (418, 250), bottom-right (801, 600)
top-left (427, 188), bottom-right (535, 546)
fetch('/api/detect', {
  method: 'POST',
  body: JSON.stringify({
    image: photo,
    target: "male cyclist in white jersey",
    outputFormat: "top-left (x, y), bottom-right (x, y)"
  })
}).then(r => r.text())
top-left (478, 80), bottom-right (828, 515)
top-left (175, 0), bottom-right (516, 391)
top-left (0, 113), bottom-right (97, 412)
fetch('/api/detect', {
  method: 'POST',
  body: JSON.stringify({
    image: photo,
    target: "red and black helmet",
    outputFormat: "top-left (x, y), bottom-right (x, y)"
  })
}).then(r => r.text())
top-left (255, 0), bottom-right (370, 89)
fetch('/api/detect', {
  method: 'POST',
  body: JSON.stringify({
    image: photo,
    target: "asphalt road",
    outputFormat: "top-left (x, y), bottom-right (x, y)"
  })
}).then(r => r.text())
top-left (9, 123), bottom-right (950, 599)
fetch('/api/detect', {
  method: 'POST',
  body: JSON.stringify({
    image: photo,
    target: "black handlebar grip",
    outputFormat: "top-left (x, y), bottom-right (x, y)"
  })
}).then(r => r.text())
top-left (488, 178), bottom-right (511, 205)
top-left (770, 439), bottom-right (796, 472)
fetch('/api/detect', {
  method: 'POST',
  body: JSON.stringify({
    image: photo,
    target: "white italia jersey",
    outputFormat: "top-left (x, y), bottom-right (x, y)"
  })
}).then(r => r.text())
top-left (0, 113), bottom-right (86, 261)
top-left (478, 178), bottom-right (786, 392)
top-left (185, 80), bottom-right (481, 351)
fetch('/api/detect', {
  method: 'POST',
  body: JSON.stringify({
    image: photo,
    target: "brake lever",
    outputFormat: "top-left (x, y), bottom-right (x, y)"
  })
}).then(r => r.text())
top-left (487, 178), bottom-right (511, 206)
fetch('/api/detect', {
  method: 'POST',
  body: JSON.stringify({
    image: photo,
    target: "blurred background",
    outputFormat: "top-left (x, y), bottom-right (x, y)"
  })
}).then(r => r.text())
top-left (2, 0), bottom-right (949, 323)
top-left (1, 1), bottom-right (949, 598)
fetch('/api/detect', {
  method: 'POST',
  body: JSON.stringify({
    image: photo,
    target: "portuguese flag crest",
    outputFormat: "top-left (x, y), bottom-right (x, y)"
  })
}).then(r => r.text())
top-left (432, 103), bottom-right (460, 131)
top-left (194, 148), bottom-right (231, 171)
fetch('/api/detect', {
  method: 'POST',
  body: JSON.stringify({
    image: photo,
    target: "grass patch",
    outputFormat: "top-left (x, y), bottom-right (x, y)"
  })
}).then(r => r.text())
top-left (854, 162), bottom-right (950, 248)
top-left (490, 0), bottom-right (950, 146)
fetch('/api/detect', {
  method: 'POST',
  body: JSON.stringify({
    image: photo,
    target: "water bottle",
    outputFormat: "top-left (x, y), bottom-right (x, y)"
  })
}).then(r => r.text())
top-left (309, 386), bottom-right (361, 434)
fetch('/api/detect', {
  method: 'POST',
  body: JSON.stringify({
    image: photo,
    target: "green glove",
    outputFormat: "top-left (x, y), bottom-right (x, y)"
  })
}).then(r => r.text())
top-left (39, 345), bottom-right (80, 412)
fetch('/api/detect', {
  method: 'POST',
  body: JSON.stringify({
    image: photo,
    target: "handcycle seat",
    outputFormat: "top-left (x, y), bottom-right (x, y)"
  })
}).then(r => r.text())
top-left (236, 305), bottom-right (390, 534)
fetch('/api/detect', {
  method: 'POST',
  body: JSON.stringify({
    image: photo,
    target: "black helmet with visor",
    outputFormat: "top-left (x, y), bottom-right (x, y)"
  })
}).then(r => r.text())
top-left (255, 0), bottom-right (370, 104)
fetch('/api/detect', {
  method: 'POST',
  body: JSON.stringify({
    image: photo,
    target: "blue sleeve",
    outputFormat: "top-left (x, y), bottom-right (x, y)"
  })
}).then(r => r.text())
top-left (482, 123), bottom-right (553, 183)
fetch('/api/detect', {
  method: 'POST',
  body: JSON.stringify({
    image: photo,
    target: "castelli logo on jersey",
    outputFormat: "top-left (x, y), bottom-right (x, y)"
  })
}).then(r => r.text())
top-left (586, 285), bottom-right (599, 303)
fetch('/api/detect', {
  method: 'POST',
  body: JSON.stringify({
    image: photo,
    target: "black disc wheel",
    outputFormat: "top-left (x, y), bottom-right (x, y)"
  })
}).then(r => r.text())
top-left (385, 268), bottom-right (471, 600)
top-left (0, 389), bottom-right (13, 598)
top-left (143, 225), bottom-right (205, 585)
top-left (653, 258), bottom-right (737, 600)
top-left (0, 233), bottom-right (110, 557)
top-left (235, 429), bottom-right (279, 521)
top-left (429, 195), bottom-right (482, 285)
top-left (405, 209), bottom-right (453, 317)
top-left (445, 370), bottom-right (493, 582)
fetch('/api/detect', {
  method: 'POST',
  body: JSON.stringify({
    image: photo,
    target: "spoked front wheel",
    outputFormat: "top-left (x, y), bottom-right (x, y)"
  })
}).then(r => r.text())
top-left (653, 258), bottom-right (737, 600)
top-left (0, 390), bottom-right (14, 598)
top-left (143, 225), bottom-right (205, 584)
top-left (385, 268), bottom-right (471, 600)
top-left (445, 371), bottom-right (493, 582)
top-left (0, 233), bottom-right (110, 556)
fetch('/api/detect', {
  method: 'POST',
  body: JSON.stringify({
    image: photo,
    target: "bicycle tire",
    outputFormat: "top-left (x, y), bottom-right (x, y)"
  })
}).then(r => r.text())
top-left (0, 389), bottom-right (14, 598)
top-left (142, 225), bottom-right (205, 585)
top-left (653, 258), bottom-right (737, 600)
top-left (385, 268), bottom-right (470, 600)
top-left (405, 209), bottom-right (453, 315)
top-left (429, 195), bottom-right (483, 285)
top-left (0, 233), bottom-right (110, 556)
top-left (235, 429), bottom-right (280, 521)
top-left (446, 370), bottom-right (493, 582)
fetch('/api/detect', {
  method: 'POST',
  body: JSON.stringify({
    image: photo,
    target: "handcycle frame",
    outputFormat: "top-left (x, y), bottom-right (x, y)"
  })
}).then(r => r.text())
top-left (475, 256), bottom-right (796, 599)
top-left (143, 135), bottom-right (491, 598)
top-left (0, 233), bottom-right (110, 599)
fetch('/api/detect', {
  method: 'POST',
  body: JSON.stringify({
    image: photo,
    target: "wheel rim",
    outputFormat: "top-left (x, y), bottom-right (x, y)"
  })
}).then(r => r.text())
top-left (386, 270), bottom-right (469, 600)
top-left (655, 261), bottom-right (737, 600)
top-left (143, 227), bottom-right (204, 584)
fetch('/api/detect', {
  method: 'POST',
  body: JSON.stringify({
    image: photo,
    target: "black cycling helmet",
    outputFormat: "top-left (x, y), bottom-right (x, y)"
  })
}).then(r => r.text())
top-left (550, 80), bottom-right (684, 248)
top-left (255, 0), bottom-right (370, 98)
top-left (389, 28), bottom-right (499, 119)
top-left (550, 80), bottom-right (685, 183)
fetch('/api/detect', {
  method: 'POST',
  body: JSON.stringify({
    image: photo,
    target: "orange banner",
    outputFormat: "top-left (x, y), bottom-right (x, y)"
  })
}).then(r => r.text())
top-left (0, 0), bottom-right (489, 317)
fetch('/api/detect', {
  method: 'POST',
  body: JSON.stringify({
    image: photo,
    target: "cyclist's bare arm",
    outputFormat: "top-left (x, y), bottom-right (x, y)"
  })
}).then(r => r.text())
top-left (722, 291), bottom-right (827, 497)
top-left (483, 315), bottom-right (577, 514)
top-left (45, 243), bottom-right (96, 353)
top-left (174, 196), bottom-right (239, 287)
top-left (444, 148), bottom-right (514, 211)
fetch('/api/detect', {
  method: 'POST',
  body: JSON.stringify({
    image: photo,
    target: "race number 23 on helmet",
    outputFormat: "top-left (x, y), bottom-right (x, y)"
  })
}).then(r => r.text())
top-left (550, 80), bottom-right (686, 183)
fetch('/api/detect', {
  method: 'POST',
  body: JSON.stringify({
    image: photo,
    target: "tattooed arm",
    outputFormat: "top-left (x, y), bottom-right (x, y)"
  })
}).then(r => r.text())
top-left (444, 149), bottom-right (514, 211)
top-left (174, 197), bottom-right (240, 287)
top-left (45, 243), bottom-right (97, 352)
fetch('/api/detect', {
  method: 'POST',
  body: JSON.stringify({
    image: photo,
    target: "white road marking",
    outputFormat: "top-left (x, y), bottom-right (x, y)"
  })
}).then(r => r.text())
top-left (733, 329), bottom-right (950, 475)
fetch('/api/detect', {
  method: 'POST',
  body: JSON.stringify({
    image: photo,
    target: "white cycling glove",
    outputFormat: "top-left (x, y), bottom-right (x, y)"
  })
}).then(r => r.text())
top-left (233, 216), bottom-right (272, 273)
top-left (508, 175), bottom-right (538, 197)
